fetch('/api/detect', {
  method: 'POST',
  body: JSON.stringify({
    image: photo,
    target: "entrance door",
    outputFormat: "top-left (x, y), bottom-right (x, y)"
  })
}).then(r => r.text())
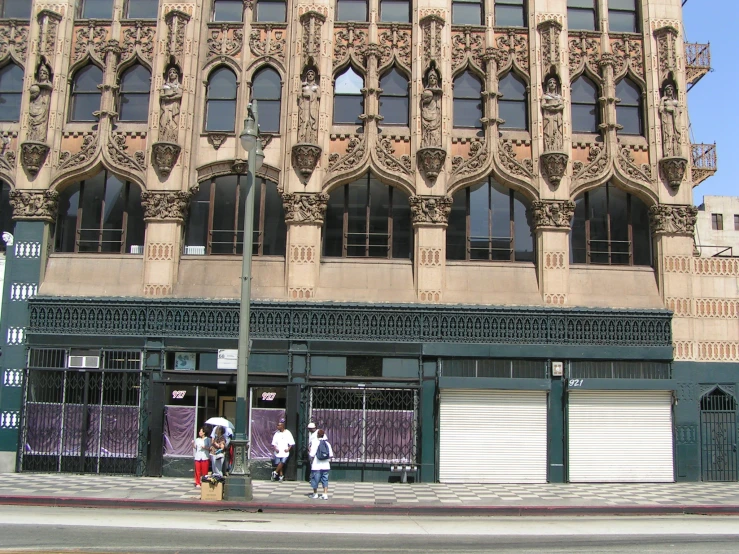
top-left (700, 387), bottom-right (738, 482)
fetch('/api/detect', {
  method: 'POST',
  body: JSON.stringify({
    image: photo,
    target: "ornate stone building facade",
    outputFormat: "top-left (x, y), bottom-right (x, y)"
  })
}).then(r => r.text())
top-left (0, 1), bottom-right (733, 483)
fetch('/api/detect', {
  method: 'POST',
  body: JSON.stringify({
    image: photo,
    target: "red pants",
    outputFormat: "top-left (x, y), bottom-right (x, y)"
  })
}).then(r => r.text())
top-left (194, 459), bottom-right (209, 485)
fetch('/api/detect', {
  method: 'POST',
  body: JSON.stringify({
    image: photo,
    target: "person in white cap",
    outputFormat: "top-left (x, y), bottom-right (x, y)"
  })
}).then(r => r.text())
top-left (307, 422), bottom-right (318, 462)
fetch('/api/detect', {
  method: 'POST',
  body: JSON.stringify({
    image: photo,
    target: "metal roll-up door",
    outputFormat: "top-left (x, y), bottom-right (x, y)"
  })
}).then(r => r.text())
top-left (568, 391), bottom-right (674, 482)
top-left (438, 390), bottom-right (548, 483)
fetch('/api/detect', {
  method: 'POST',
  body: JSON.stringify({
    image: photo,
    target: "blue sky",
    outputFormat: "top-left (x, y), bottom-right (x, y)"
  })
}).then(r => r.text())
top-left (682, 1), bottom-right (738, 204)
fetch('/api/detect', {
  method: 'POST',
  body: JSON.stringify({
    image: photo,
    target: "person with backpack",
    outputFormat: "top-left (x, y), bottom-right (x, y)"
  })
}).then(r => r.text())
top-left (308, 429), bottom-right (333, 500)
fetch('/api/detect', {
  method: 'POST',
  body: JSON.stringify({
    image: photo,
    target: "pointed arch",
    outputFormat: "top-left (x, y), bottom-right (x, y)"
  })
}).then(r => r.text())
top-left (205, 66), bottom-right (238, 132)
top-left (379, 66), bottom-right (409, 126)
top-left (69, 64), bottom-right (104, 122)
top-left (250, 65), bottom-right (282, 134)
top-left (700, 386), bottom-right (737, 411)
top-left (333, 66), bottom-right (364, 125)
top-left (571, 75), bottom-right (600, 134)
top-left (453, 70), bottom-right (484, 129)
top-left (0, 62), bottom-right (23, 122)
top-left (498, 71), bottom-right (528, 130)
top-left (118, 63), bottom-right (151, 122)
top-left (615, 77), bottom-right (644, 136)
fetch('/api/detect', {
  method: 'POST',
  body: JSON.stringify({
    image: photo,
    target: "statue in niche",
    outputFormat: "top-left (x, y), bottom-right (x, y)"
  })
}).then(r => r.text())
top-left (297, 68), bottom-right (320, 144)
top-left (541, 76), bottom-right (564, 152)
top-left (659, 83), bottom-right (682, 157)
top-left (27, 62), bottom-right (53, 143)
top-left (159, 65), bottom-right (183, 143)
top-left (420, 68), bottom-right (442, 149)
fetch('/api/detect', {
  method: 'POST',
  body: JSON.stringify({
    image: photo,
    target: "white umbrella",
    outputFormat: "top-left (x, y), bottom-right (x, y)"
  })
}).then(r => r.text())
top-left (205, 417), bottom-right (234, 429)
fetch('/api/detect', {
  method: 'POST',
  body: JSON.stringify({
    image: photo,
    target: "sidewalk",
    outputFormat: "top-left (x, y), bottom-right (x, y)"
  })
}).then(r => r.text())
top-left (1, 473), bottom-right (739, 516)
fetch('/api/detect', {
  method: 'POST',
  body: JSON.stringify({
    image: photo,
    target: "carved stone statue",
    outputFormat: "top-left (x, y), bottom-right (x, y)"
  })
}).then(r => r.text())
top-left (27, 63), bottom-right (53, 143)
top-left (159, 66), bottom-right (183, 143)
top-left (297, 68), bottom-right (320, 144)
top-left (420, 69), bottom-right (442, 149)
top-left (659, 83), bottom-right (681, 157)
top-left (541, 77), bottom-right (564, 152)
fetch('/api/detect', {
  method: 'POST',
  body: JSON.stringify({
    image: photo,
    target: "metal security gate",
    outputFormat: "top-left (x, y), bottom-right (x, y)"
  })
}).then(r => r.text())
top-left (307, 387), bottom-right (418, 465)
top-left (20, 361), bottom-right (147, 474)
top-left (700, 388), bottom-right (738, 482)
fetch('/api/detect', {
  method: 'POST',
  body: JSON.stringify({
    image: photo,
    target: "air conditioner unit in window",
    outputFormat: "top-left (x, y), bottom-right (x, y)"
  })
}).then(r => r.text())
top-left (68, 355), bottom-right (101, 369)
top-left (184, 245), bottom-right (206, 255)
top-left (129, 245), bottom-right (144, 254)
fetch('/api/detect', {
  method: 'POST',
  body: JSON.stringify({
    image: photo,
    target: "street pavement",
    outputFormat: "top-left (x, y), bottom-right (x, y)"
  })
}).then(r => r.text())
top-left (1, 472), bottom-right (739, 515)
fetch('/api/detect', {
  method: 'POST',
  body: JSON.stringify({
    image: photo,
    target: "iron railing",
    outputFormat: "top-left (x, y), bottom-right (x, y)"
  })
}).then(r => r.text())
top-left (691, 143), bottom-right (717, 186)
top-left (684, 42), bottom-right (711, 90)
top-left (569, 361), bottom-right (671, 379)
top-left (700, 388), bottom-right (738, 482)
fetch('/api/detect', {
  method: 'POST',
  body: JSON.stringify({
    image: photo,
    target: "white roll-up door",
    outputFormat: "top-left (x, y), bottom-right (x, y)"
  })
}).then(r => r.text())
top-left (568, 391), bottom-right (674, 482)
top-left (438, 390), bottom-right (548, 483)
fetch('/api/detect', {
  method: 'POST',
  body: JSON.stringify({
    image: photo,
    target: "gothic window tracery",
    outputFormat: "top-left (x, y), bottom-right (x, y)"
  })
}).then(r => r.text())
top-left (69, 65), bottom-right (104, 122)
top-left (615, 77), bottom-right (643, 136)
top-left (0, 63), bottom-right (22, 122)
top-left (251, 67), bottom-right (282, 134)
top-left (205, 67), bottom-right (238, 132)
top-left (119, 64), bottom-right (151, 123)
top-left (571, 75), bottom-right (599, 133)
top-left (379, 67), bottom-right (409, 126)
top-left (453, 71), bottom-right (483, 129)
top-left (498, 72), bottom-right (528, 130)
top-left (334, 67), bottom-right (364, 125)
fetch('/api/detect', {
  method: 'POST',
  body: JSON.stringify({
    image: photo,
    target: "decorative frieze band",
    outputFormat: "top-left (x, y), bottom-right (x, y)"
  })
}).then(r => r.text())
top-left (544, 251), bottom-right (566, 269)
top-left (530, 200), bottom-right (575, 230)
top-left (409, 195), bottom-right (452, 225)
top-left (693, 257), bottom-right (739, 276)
top-left (289, 287), bottom-right (314, 300)
top-left (10, 283), bottom-right (38, 301)
top-left (696, 342), bottom-right (739, 362)
top-left (9, 190), bottom-right (59, 222)
top-left (418, 248), bottom-right (442, 267)
top-left (282, 193), bottom-right (329, 225)
top-left (419, 290), bottom-right (441, 302)
top-left (141, 191), bottom-right (191, 222)
top-left (648, 205), bottom-right (697, 235)
top-left (0, 411), bottom-right (19, 429)
top-left (2, 369), bottom-right (22, 387)
top-left (7, 327), bottom-right (24, 345)
top-left (290, 245), bottom-right (316, 264)
top-left (544, 294), bottom-right (567, 306)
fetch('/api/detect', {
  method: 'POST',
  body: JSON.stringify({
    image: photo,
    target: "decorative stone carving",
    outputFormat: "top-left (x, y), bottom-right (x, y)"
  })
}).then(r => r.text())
top-left (20, 142), bottom-right (50, 176)
top-left (27, 62), bottom-right (53, 143)
top-left (282, 192), bottom-right (330, 224)
top-left (333, 24), bottom-right (368, 69)
top-left (409, 195), bottom-right (453, 225)
top-left (376, 137), bottom-right (411, 174)
top-left (572, 143), bottom-right (608, 181)
top-left (654, 26), bottom-right (679, 84)
top-left (420, 68), bottom-right (442, 149)
top-left (300, 11), bottom-right (325, 66)
top-left (37, 9), bottom-right (62, 60)
top-left (159, 66), bottom-right (183, 143)
top-left (0, 20), bottom-right (29, 63)
top-left (417, 148), bottom-right (446, 183)
top-left (59, 135), bottom-right (97, 170)
top-left (530, 200), bottom-right (576, 230)
top-left (617, 145), bottom-right (651, 183)
top-left (451, 27), bottom-right (485, 73)
top-left (328, 135), bottom-right (366, 172)
top-left (568, 33), bottom-right (601, 78)
top-left (231, 159), bottom-right (248, 174)
top-left (108, 134), bottom-right (145, 172)
top-left (420, 15), bottom-right (444, 67)
top-left (249, 25), bottom-right (286, 63)
top-left (659, 156), bottom-right (688, 190)
top-left (542, 77), bottom-right (564, 152)
top-left (498, 140), bottom-right (534, 178)
top-left (298, 68), bottom-right (320, 144)
top-left (206, 23), bottom-right (244, 59)
top-left (452, 140), bottom-right (489, 176)
top-left (291, 144), bottom-right (322, 179)
top-left (492, 30), bottom-right (529, 76)
top-left (0, 146), bottom-right (15, 173)
top-left (141, 191), bottom-right (190, 222)
top-left (611, 36), bottom-right (644, 79)
top-left (539, 21), bottom-right (562, 70)
top-left (165, 10), bottom-right (190, 66)
top-left (540, 152), bottom-right (568, 186)
top-left (72, 21), bottom-right (107, 65)
top-left (9, 190), bottom-right (59, 222)
top-left (648, 205), bottom-right (697, 235)
top-left (120, 22), bottom-right (155, 66)
top-left (659, 83), bottom-right (682, 158)
top-left (207, 133), bottom-right (228, 150)
top-left (151, 143), bottom-right (181, 176)
top-left (378, 24), bottom-right (412, 70)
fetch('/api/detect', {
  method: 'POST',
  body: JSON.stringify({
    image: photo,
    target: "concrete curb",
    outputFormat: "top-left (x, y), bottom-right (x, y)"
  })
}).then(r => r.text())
top-left (1, 495), bottom-right (738, 516)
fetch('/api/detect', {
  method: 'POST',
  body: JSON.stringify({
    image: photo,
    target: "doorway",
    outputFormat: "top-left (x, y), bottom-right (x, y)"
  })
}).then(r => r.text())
top-left (700, 387), bottom-right (738, 481)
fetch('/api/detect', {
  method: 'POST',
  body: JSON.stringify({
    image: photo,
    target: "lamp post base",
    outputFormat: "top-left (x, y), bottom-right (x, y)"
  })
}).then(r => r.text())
top-left (223, 436), bottom-right (253, 501)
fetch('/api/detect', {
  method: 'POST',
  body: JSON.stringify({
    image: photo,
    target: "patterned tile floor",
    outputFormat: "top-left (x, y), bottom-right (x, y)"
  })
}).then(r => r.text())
top-left (2, 473), bottom-right (739, 506)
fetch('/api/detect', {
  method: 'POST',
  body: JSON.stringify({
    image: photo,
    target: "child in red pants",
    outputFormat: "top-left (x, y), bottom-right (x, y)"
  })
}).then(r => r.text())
top-left (193, 427), bottom-right (210, 487)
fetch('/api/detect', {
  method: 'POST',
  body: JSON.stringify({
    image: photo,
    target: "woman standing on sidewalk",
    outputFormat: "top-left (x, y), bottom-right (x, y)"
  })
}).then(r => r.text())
top-left (308, 429), bottom-right (333, 500)
top-left (192, 427), bottom-right (210, 487)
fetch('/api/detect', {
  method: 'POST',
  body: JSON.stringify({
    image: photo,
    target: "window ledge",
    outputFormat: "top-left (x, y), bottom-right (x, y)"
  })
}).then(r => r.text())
top-left (570, 264), bottom-right (655, 273)
top-left (49, 252), bottom-right (142, 259)
top-left (446, 260), bottom-right (535, 269)
top-left (321, 257), bottom-right (412, 265)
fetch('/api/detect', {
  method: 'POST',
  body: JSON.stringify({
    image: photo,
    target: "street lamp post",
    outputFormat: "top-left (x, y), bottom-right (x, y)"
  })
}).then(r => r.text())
top-left (225, 101), bottom-right (264, 501)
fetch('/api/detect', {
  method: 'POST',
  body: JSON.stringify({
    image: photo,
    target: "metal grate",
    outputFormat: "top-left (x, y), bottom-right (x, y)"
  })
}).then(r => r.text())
top-left (441, 359), bottom-right (547, 379)
top-left (27, 348), bottom-right (67, 369)
top-left (102, 351), bottom-right (142, 371)
top-left (569, 361), bottom-right (670, 379)
top-left (700, 388), bottom-right (738, 482)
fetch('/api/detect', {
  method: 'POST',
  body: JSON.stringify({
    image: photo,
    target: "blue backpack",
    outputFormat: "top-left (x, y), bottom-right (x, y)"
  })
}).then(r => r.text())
top-left (316, 439), bottom-right (330, 461)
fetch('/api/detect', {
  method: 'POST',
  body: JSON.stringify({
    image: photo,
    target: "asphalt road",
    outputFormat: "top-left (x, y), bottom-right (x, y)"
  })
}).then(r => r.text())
top-left (0, 506), bottom-right (738, 553)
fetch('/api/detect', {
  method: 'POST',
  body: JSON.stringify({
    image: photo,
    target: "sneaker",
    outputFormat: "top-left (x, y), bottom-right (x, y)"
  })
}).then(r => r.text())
top-left (320, 494), bottom-right (328, 500)
top-left (271, 471), bottom-right (278, 481)
top-left (309, 493), bottom-right (319, 499)
top-left (278, 475), bottom-right (284, 482)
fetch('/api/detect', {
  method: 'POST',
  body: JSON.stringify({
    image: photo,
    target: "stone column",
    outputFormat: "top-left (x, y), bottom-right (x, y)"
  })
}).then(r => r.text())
top-left (282, 192), bottom-right (329, 299)
top-left (530, 200), bottom-right (575, 306)
top-left (410, 195), bottom-right (452, 302)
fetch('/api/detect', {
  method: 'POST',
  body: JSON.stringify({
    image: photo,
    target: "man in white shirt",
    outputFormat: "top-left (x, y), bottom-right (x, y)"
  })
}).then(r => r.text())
top-left (271, 418), bottom-right (295, 482)
top-left (307, 422), bottom-right (318, 460)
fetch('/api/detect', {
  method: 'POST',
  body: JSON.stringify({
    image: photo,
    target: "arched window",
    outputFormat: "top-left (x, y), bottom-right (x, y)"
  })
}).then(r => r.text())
top-left (498, 72), bottom-right (528, 130)
top-left (0, 63), bottom-right (23, 122)
top-left (79, 0), bottom-right (114, 19)
top-left (453, 0), bottom-right (483, 25)
top-left (567, 0), bottom-right (597, 31)
top-left (70, 65), bottom-right (103, 122)
top-left (447, 178), bottom-right (533, 262)
top-left (205, 67), bottom-right (238, 132)
top-left (570, 182), bottom-right (651, 266)
top-left (55, 171), bottom-right (144, 254)
top-left (126, 0), bottom-right (158, 19)
top-left (334, 67), bottom-right (364, 125)
top-left (251, 67), bottom-right (282, 134)
top-left (616, 78), bottom-right (643, 136)
top-left (453, 71), bottom-right (483, 129)
top-left (495, 0), bottom-right (526, 27)
top-left (0, 181), bottom-right (12, 253)
top-left (571, 76), bottom-right (599, 133)
top-left (1, 1), bottom-right (31, 18)
top-left (119, 64), bottom-right (151, 122)
top-left (336, 0), bottom-right (368, 22)
top-left (212, 0), bottom-right (244, 22)
top-left (185, 175), bottom-right (286, 256)
top-left (379, 68), bottom-right (409, 126)
top-left (380, 0), bottom-right (410, 22)
top-left (255, 0), bottom-right (287, 22)
top-left (323, 173), bottom-right (411, 259)
top-left (609, 0), bottom-right (639, 33)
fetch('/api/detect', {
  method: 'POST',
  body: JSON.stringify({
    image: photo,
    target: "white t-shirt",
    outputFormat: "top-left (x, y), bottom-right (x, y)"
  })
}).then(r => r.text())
top-left (308, 430), bottom-right (318, 455)
top-left (193, 437), bottom-right (210, 461)
top-left (309, 437), bottom-right (333, 470)
top-left (272, 429), bottom-right (295, 458)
